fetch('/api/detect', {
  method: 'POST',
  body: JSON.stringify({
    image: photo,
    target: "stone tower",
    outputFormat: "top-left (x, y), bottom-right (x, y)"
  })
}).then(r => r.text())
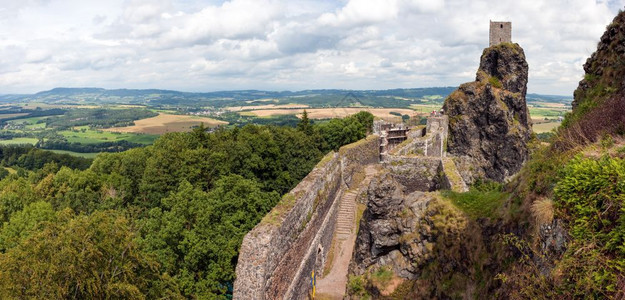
top-left (489, 21), bottom-right (511, 46)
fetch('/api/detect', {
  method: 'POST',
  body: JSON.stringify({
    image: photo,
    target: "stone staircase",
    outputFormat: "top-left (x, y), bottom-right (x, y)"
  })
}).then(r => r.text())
top-left (316, 165), bottom-right (379, 299)
top-left (336, 190), bottom-right (357, 240)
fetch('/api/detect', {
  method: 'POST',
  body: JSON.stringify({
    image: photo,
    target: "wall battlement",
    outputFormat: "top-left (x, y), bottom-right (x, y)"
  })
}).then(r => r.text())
top-left (233, 136), bottom-right (380, 299)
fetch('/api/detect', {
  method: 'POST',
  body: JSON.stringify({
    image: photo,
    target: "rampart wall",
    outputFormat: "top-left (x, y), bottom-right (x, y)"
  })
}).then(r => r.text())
top-left (233, 135), bottom-right (380, 299)
top-left (383, 156), bottom-right (446, 193)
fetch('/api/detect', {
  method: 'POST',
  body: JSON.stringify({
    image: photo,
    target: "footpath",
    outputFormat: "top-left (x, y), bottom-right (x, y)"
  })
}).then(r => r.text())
top-left (315, 165), bottom-right (378, 299)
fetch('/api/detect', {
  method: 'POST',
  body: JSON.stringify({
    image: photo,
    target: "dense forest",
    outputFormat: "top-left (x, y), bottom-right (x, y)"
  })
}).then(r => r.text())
top-left (0, 111), bottom-right (373, 298)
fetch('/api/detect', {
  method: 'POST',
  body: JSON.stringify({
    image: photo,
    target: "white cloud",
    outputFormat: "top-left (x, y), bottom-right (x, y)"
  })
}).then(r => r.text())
top-left (0, 0), bottom-right (622, 95)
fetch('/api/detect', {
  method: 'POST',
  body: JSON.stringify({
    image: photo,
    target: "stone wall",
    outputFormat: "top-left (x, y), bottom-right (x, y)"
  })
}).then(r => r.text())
top-left (489, 21), bottom-right (511, 46)
top-left (383, 156), bottom-right (445, 193)
top-left (233, 136), bottom-right (380, 300)
top-left (340, 136), bottom-right (381, 187)
top-left (425, 115), bottom-right (448, 157)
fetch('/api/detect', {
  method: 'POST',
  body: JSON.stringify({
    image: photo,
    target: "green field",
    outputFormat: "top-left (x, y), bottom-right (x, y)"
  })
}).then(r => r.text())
top-left (48, 149), bottom-right (100, 158)
top-left (529, 107), bottom-right (567, 119)
top-left (59, 130), bottom-right (158, 145)
top-left (7, 116), bottom-right (48, 125)
top-left (410, 104), bottom-right (443, 114)
top-left (0, 137), bottom-right (38, 145)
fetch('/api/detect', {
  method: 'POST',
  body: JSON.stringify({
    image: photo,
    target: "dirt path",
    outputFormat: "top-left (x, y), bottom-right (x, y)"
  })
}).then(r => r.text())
top-left (316, 165), bottom-right (378, 299)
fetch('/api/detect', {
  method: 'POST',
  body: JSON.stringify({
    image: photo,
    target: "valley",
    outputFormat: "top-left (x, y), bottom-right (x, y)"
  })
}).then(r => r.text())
top-left (0, 87), bottom-right (570, 158)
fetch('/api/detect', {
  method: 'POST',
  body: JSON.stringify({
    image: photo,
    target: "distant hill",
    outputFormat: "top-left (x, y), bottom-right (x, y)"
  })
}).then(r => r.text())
top-left (0, 87), bottom-right (572, 109)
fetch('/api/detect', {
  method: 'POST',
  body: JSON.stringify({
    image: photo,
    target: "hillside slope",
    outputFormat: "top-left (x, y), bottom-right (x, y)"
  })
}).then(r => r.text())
top-left (495, 10), bottom-right (625, 298)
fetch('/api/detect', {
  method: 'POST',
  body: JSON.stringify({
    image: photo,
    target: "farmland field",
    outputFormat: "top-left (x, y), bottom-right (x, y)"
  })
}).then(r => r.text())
top-left (103, 113), bottom-right (227, 134)
top-left (244, 107), bottom-right (418, 120)
top-left (6, 116), bottom-right (48, 125)
top-left (532, 122), bottom-right (561, 133)
top-left (59, 129), bottom-right (158, 144)
top-left (0, 137), bottom-right (38, 145)
top-left (410, 104), bottom-right (443, 114)
top-left (0, 113), bottom-right (29, 119)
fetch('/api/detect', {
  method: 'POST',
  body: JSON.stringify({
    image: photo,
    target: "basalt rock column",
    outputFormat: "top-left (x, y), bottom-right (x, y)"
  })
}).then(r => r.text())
top-left (442, 43), bottom-right (532, 182)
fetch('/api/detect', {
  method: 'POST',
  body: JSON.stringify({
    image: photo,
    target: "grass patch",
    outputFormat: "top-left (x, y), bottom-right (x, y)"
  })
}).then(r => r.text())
top-left (488, 76), bottom-right (503, 88)
top-left (355, 203), bottom-right (366, 235)
top-left (261, 193), bottom-right (298, 225)
top-left (338, 135), bottom-right (377, 154)
top-left (530, 197), bottom-right (554, 227)
top-left (315, 152), bottom-right (335, 168)
top-left (441, 185), bottom-right (508, 219)
top-left (442, 158), bottom-right (464, 192)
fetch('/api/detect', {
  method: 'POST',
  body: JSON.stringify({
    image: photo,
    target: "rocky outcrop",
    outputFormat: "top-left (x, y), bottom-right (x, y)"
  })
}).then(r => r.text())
top-left (349, 173), bottom-right (439, 280)
top-left (349, 170), bottom-right (478, 276)
top-left (443, 43), bottom-right (532, 182)
top-left (573, 11), bottom-right (625, 111)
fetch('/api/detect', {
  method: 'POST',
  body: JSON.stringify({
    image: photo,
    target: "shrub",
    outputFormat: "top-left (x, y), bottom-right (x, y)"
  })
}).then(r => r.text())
top-left (370, 267), bottom-right (393, 288)
top-left (555, 94), bottom-right (625, 151)
top-left (348, 275), bottom-right (367, 297)
top-left (547, 155), bottom-right (625, 296)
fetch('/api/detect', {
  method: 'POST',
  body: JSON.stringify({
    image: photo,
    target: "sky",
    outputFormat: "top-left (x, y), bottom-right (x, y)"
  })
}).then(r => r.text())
top-left (0, 0), bottom-right (623, 95)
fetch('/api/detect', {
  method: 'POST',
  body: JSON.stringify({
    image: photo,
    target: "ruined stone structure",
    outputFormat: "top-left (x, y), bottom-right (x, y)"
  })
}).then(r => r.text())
top-left (489, 21), bottom-right (511, 46)
top-left (386, 115), bottom-right (449, 159)
top-left (374, 121), bottom-right (410, 156)
top-left (233, 136), bottom-right (380, 300)
top-left (234, 114), bottom-right (471, 299)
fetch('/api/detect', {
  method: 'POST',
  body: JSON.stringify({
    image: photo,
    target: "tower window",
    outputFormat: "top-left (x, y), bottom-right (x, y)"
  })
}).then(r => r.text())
top-left (500, 24), bottom-right (503, 28)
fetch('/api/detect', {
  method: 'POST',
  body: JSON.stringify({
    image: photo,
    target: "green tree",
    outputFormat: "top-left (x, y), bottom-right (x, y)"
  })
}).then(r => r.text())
top-left (138, 176), bottom-right (279, 298)
top-left (0, 201), bottom-right (55, 251)
top-left (297, 109), bottom-right (313, 135)
top-left (0, 209), bottom-right (182, 299)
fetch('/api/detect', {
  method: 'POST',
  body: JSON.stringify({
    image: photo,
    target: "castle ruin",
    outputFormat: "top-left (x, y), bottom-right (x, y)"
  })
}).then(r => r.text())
top-left (489, 21), bottom-right (511, 46)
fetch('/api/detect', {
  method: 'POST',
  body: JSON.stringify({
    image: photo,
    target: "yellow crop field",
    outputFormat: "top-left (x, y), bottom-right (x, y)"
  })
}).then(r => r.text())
top-left (103, 113), bottom-right (227, 134)
top-left (245, 107), bottom-right (418, 120)
top-left (533, 121), bottom-right (560, 133)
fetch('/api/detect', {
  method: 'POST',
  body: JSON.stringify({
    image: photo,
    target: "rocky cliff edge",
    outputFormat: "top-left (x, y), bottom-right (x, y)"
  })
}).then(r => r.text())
top-left (443, 43), bottom-right (532, 183)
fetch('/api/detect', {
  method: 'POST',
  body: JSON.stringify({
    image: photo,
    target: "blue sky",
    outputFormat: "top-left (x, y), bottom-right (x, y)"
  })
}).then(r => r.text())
top-left (0, 0), bottom-right (622, 95)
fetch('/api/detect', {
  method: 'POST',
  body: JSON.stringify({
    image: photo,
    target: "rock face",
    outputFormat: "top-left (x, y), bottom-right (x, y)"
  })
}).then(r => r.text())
top-left (350, 173), bottom-right (436, 280)
top-left (443, 43), bottom-right (532, 182)
top-left (573, 11), bottom-right (625, 111)
top-left (349, 173), bottom-right (469, 282)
